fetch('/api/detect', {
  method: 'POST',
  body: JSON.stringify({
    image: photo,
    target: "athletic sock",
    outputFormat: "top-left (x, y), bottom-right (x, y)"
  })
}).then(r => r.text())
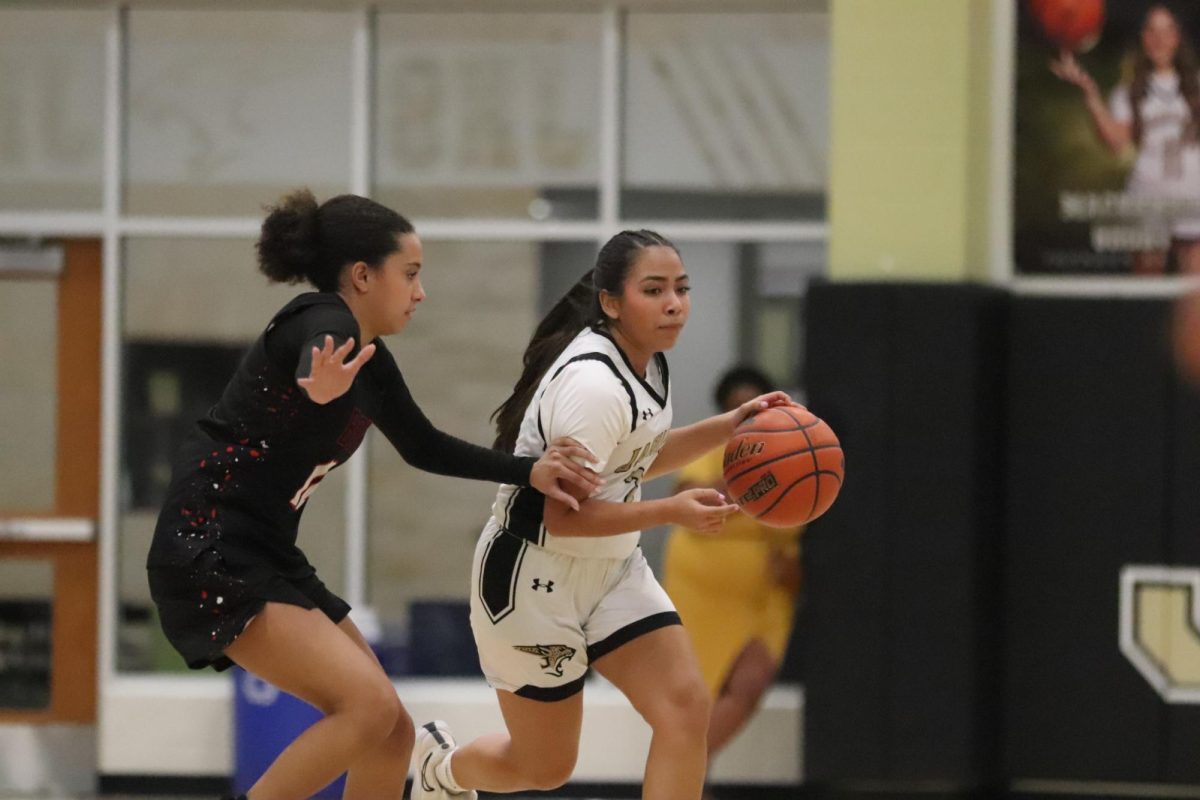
top-left (435, 749), bottom-right (466, 793)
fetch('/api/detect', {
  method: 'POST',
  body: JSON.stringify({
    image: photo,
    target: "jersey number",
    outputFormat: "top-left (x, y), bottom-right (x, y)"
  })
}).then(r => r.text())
top-left (290, 460), bottom-right (337, 510)
top-left (623, 467), bottom-right (646, 503)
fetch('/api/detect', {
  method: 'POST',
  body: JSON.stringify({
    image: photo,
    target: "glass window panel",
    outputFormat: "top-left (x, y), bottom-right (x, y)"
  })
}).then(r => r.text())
top-left (367, 241), bottom-right (578, 673)
top-left (0, 9), bottom-right (106, 211)
top-left (750, 241), bottom-right (825, 392)
top-left (375, 14), bottom-right (601, 220)
top-left (0, 276), bottom-right (57, 512)
top-left (0, 560), bottom-right (53, 710)
top-left (126, 10), bottom-right (355, 217)
top-left (118, 237), bottom-right (347, 672)
top-left (623, 12), bottom-right (829, 220)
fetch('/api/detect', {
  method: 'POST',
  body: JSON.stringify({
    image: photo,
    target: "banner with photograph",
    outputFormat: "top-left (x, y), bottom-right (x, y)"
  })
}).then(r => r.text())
top-left (1015, 1), bottom-right (1200, 276)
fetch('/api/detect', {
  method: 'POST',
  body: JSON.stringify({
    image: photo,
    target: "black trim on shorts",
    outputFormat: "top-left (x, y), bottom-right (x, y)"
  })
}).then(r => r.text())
top-left (479, 529), bottom-right (528, 623)
top-left (586, 611), bottom-right (682, 663)
top-left (505, 486), bottom-right (547, 544)
top-left (514, 674), bottom-right (587, 702)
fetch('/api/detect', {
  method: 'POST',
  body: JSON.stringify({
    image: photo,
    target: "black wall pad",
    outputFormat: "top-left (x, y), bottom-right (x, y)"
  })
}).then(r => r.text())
top-left (1163, 377), bottom-right (1200, 782)
top-left (1002, 297), bottom-right (1172, 782)
top-left (800, 282), bottom-right (1007, 787)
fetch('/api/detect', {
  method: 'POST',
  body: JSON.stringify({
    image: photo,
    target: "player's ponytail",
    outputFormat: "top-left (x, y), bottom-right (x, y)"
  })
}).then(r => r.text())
top-left (491, 229), bottom-right (678, 453)
top-left (492, 269), bottom-right (597, 452)
top-left (1178, 31), bottom-right (1200, 144)
top-left (257, 189), bottom-right (414, 293)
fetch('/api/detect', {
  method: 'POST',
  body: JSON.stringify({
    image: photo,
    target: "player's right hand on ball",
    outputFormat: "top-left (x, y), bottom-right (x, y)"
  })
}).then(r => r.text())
top-left (673, 488), bottom-right (739, 533)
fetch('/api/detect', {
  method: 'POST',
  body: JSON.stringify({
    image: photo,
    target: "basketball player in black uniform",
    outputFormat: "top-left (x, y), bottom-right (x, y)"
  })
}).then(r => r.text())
top-left (146, 189), bottom-right (599, 800)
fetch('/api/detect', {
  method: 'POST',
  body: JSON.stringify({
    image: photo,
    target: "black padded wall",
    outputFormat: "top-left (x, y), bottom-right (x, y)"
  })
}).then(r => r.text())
top-left (1003, 296), bottom-right (1200, 784)
top-left (800, 282), bottom-right (1007, 787)
top-left (800, 287), bottom-right (1200, 792)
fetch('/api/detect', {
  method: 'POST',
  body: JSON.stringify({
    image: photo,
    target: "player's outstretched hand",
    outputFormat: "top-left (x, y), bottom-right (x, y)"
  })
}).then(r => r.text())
top-left (672, 487), bottom-right (739, 533)
top-left (730, 391), bottom-right (794, 428)
top-left (531, 437), bottom-right (603, 511)
top-left (1049, 50), bottom-right (1097, 95)
top-left (298, 335), bottom-right (376, 405)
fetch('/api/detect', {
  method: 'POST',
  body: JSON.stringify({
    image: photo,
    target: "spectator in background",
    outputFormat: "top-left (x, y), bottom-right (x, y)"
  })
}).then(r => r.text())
top-left (664, 366), bottom-right (804, 772)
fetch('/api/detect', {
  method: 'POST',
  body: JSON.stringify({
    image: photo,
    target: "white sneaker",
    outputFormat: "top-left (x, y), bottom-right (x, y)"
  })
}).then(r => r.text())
top-left (412, 720), bottom-right (477, 800)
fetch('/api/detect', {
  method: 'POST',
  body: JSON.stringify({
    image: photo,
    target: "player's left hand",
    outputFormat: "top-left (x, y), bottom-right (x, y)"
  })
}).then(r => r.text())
top-left (531, 437), bottom-right (603, 511)
top-left (298, 335), bottom-right (376, 405)
top-left (730, 391), bottom-right (794, 428)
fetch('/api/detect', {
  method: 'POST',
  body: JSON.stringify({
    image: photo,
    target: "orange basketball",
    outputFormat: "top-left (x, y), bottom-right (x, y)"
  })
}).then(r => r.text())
top-left (1027, 0), bottom-right (1104, 52)
top-left (722, 405), bottom-right (844, 528)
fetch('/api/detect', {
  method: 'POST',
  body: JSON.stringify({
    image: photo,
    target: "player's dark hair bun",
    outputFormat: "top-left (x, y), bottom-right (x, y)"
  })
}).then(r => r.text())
top-left (257, 188), bottom-right (321, 286)
top-left (256, 190), bottom-right (414, 293)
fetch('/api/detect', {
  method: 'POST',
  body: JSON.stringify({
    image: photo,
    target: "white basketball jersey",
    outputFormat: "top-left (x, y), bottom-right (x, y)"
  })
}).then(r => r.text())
top-left (490, 326), bottom-right (672, 559)
top-left (1110, 73), bottom-right (1200, 197)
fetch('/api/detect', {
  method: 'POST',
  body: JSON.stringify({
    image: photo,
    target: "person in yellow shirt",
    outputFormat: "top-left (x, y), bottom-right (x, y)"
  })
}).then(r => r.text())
top-left (664, 366), bottom-right (803, 761)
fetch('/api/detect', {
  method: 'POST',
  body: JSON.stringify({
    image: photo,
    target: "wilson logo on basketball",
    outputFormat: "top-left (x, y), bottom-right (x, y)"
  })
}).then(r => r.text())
top-left (737, 472), bottom-right (778, 505)
top-left (723, 439), bottom-right (766, 469)
top-left (722, 405), bottom-right (845, 527)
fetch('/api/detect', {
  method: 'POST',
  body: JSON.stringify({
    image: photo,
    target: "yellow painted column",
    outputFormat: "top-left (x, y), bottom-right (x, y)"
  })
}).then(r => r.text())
top-left (828, 0), bottom-right (996, 281)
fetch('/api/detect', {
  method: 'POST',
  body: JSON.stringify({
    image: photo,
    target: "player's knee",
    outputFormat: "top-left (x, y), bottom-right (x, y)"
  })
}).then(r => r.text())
top-left (646, 675), bottom-right (711, 734)
top-left (344, 678), bottom-right (403, 744)
top-left (381, 701), bottom-right (415, 753)
top-left (518, 748), bottom-right (576, 790)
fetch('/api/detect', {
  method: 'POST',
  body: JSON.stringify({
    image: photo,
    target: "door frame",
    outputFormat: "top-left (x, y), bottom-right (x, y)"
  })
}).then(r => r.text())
top-left (0, 239), bottom-right (101, 723)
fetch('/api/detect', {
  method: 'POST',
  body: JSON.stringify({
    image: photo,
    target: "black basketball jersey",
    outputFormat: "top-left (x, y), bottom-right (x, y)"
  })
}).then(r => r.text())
top-left (148, 292), bottom-right (533, 577)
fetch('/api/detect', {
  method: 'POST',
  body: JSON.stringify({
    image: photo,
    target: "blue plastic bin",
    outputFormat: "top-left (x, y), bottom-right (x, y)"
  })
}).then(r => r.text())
top-left (233, 667), bottom-right (346, 798)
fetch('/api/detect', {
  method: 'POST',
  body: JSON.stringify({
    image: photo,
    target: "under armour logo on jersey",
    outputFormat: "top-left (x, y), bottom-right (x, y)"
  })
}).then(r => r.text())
top-left (531, 578), bottom-right (554, 592)
top-left (642, 409), bottom-right (654, 421)
top-left (513, 643), bottom-right (577, 677)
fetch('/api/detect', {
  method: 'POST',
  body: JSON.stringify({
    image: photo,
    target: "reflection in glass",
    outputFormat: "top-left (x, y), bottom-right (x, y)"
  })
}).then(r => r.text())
top-left (366, 241), bottom-right (549, 673)
top-left (126, 10), bottom-right (354, 217)
top-left (623, 12), bottom-right (828, 220)
top-left (376, 14), bottom-right (601, 220)
top-left (118, 238), bottom-right (347, 671)
top-left (0, 9), bottom-right (106, 211)
top-left (748, 241), bottom-right (826, 390)
top-left (0, 560), bottom-right (54, 710)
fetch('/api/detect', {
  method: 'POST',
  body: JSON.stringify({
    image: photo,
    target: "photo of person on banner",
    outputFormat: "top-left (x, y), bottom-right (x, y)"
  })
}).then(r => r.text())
top-left (1015, 1), bottom-right (1200, 276)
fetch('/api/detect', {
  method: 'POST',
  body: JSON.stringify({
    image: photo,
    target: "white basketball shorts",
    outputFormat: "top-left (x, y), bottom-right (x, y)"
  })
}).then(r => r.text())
top-left (468, 518), bottom-right (680, 701)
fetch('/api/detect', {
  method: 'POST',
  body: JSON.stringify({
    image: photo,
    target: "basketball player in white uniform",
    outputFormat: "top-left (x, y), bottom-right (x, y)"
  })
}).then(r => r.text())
top-left (411, 231), bottom-right (791, 800)
top-left (1051, 5), bottom-right (1200, 274)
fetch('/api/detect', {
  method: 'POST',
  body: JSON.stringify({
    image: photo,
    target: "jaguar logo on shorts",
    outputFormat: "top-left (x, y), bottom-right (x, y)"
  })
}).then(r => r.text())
top-left (513, 644), bottom-right (577, 677)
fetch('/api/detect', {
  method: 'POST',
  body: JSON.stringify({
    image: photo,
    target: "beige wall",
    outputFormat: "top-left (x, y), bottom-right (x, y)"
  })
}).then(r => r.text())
top-left (0, 280), bottom-right (57, 511)
top-left (828, 0), bottom-right (997, 282)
